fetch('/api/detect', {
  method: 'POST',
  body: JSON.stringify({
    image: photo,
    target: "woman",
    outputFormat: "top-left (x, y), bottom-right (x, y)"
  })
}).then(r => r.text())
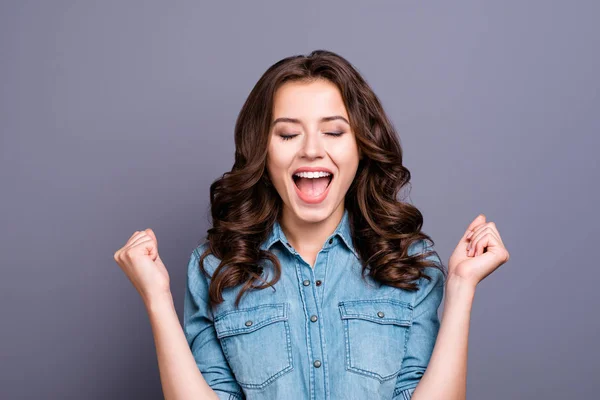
top-left (114, 50), bottom-right (510, 400)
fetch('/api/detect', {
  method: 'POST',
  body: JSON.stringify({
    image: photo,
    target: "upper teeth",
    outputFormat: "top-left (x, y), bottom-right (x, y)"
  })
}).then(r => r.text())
top-left (294, 171), bottom-right (332, 179)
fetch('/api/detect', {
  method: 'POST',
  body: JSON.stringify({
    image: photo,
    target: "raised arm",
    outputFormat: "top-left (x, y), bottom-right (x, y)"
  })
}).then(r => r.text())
top-left (113, 229), bottom-right (230, 400)
top-left (409, 214), bottom-right (510, 400)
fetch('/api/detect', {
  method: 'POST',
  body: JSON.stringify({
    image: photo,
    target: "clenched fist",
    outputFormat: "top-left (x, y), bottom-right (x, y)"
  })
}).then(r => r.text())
top-left (113, 228), bottom-right (171, 304)
top-left (448, 214), bottom-right (510, 288)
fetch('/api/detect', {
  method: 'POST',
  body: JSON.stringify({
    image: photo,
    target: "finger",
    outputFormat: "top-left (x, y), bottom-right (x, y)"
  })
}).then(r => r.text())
top-left (472, 232), bottom-right (502, 258)
top-left (125, 230), bottom-right (147, 247)
top-left (462, 214), bottom-right (487, 243)
top-left (483, 221), bottom-right (505, 247)
top-left (144, 228), bottom-right (159, 249)
top-left (115, 231), bottom-right (145, 259)
top-left (467, 224), bottom-right (500, 249)
top-left (131, 237), bottom-right (157, 259)
top-left (465, 215), bottom-right (487, 239)
top-left (469, 233), bottom-right (507, 280)
top-left (130, 233), bottom-right (152, 248)
top-left (468, 227), bottom-right (501, 256)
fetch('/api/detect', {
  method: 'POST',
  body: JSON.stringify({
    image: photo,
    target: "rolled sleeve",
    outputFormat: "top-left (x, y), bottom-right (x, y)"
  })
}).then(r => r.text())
top-left (183, 246), bottom-right (244, 400)
top-left (393, 240), bottom-right (445, 398)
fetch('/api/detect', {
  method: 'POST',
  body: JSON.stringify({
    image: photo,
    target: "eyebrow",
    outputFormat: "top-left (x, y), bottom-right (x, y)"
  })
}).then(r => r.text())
top-left (271, 115), bottom-right (350, 127)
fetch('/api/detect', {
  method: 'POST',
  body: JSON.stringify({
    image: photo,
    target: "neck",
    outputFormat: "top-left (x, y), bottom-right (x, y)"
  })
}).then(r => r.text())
top-left (279, 203), bottom-right (345, 253)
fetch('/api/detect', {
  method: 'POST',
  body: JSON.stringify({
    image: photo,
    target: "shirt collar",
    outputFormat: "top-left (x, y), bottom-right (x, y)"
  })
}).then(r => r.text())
top-left (260, 208), bottom-right (358, 259)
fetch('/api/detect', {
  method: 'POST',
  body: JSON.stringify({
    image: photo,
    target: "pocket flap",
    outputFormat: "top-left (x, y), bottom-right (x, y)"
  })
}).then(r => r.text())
top-left (214, 303), bottom-right (288, 339)
top-left (338, 299), bottom-right (412, 326)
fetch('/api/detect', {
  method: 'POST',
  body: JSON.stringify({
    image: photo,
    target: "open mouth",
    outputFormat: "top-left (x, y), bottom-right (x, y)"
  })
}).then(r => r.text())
top-left (292, 173), bottom-right (334, 197)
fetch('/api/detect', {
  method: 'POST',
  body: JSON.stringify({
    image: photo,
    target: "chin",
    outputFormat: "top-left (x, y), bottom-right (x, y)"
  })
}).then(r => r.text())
top-left (293, 207), bottom-right (332, 223)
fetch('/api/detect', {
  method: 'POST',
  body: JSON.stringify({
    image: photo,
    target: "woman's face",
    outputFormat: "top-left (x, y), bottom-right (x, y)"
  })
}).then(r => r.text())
top-left (266, 79), bottom-right (361, 224)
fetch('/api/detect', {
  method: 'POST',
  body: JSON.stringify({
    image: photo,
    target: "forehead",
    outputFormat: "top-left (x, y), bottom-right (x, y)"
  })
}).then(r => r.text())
top-left (272, 79), bottom-right (348, 121)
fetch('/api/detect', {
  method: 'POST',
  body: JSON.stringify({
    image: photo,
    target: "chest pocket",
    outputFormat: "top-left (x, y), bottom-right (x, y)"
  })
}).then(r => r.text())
top-left (214, 302), bottom-right (293, 389)
top-left (338, 298), bottom-right (413, 381)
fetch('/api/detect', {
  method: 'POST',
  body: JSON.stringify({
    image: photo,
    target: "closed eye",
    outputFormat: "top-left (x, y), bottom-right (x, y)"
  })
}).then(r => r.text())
top-left (279, 132), bottom-right (345, 141)
top-left (279, 134), bottom-right (298, 141)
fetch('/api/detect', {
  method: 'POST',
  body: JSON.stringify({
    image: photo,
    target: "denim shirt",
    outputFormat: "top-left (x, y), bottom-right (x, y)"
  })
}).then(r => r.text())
top-left (184, 209), bottom-right (445, 400)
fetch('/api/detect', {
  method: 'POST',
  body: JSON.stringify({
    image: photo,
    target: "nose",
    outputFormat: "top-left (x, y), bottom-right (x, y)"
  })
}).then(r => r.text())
top-left (300, 131), bottom-right (326, 159)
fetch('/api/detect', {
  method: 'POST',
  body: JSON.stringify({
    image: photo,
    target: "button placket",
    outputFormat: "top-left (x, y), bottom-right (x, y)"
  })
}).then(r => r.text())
top-left (298, 255), bottom-right (327, 388)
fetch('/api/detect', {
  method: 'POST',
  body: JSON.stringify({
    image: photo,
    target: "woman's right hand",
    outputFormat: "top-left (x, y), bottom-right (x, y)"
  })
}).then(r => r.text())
top-left (113, 228), bottom-right (171, 304)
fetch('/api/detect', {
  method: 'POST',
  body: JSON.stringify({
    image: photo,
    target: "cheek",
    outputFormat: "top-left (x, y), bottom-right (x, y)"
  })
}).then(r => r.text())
top-left (268, 140), bottom-right (297, 167)
top-left (266, 149), bottom-right (290, 186)
top-left (329, 139), bottom-right (360, 168)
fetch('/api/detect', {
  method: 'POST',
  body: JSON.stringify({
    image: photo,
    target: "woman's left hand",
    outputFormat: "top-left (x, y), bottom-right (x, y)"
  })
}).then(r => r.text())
top-left (447, 214), bottom-right (510, 288)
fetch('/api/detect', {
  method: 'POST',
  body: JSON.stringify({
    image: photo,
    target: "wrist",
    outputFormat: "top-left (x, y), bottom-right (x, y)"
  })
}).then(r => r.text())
top-left (143, 290), bottom-right (174, 313)
top-left (446, 274), bottom-right (477, 297)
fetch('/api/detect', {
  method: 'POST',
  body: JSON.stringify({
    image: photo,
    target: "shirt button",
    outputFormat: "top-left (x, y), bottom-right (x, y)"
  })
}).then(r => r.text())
top-left (310, 315), bottom-right (318, 322)
top-left (313, 360), bottom-right (321, 368)
top-left (245, 320), bottom-right (253, 326)
top-left (377, 311), bottom-right (385, 318)
top-left (328, 238), bottom-right (333, 244)
top-left (303, 279), bottom-right (310, 286)
top-left (315, 280), bottom-right (322, 286)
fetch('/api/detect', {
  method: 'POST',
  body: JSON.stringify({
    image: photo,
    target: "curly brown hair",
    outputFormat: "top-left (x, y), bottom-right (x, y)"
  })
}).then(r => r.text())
top-left (197, 49), bottom-right (446, 309)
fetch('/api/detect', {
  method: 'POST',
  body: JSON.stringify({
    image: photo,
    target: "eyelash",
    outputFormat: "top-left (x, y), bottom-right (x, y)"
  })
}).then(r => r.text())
top-left (279, 132), bottom-right (345, 141)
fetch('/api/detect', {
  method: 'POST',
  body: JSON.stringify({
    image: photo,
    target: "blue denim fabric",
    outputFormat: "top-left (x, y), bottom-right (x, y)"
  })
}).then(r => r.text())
top-left (184, 209), bottom-right (445, 400)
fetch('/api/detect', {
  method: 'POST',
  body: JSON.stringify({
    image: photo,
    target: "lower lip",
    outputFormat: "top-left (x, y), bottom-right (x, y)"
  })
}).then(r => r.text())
top-left (293, 177), bottom-right (333, 204)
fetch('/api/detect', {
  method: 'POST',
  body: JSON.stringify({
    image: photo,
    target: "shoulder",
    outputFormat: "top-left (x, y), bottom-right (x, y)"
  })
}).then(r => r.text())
top-left (407, 239), bottom-right (446, 301)
top-left (407, 238), bottom-right (431, 257)
top-left (188, 241), bottom-right (223, 281)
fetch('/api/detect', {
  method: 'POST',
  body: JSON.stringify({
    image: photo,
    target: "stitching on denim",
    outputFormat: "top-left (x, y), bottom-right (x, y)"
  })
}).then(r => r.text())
top-left (293, 256), bottom-right (316, 400)
top-left (339, 301), bottom-right (409, 382)
top-left (218, 302), bottom-right (294, 390)
top-left (234, 320), bottom-right (294, 390)
top-left (214, 303), bottom-right (288, 338)
top-left (338, 299), bottom-right (413, 326)
top-left (320, 249), bottom-right (332, 400)
top-left (393, 386), bottom-right (416, 399)
top-left (284, 302), bottom-right (294, 369)
top-left (227, 392), bottom-right (244, 400)
top-left (215, 314), bottom-right (287, 338)
top-left (340, 298), bottom-right (413, 309)
top-left (344, 350), bottom-right (405, 382)
top-left (215, 303), bottom-right (286, 321)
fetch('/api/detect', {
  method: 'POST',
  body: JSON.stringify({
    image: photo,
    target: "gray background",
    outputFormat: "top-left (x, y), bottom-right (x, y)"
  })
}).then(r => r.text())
top-left (1, 1), bottom-right (598, 399)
